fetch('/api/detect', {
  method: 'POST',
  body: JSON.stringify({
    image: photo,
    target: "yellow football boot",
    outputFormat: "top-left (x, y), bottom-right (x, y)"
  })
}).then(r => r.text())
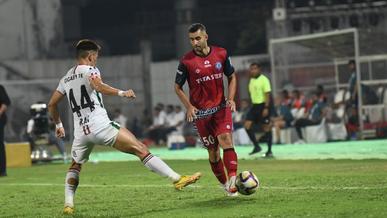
top-left (63, 206), bottom-right (74, 215)
top-left (174, 172), bottom-right (202, 190)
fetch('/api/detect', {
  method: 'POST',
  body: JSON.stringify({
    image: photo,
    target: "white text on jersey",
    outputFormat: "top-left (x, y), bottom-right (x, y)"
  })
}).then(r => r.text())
top-left (195, 73), bottom-right (222, 84)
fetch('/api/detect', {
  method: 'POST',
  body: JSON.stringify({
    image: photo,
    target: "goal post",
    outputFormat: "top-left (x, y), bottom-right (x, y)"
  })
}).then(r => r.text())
top-left (269, 28), bottom-right (358, 96)
top-left (270, 28), bottom-right (387, 139)
top-left (269, 29), bottom-right (364, 136)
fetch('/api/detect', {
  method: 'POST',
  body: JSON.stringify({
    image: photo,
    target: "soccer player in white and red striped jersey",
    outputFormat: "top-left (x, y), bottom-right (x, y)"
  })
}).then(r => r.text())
top-left (48, 39), bottom-right (201, 214)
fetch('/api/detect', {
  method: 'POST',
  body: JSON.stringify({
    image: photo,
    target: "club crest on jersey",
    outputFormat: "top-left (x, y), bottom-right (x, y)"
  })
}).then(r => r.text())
top-left (195, 69), bottom-right (201, 74)
top-left (215, 62), bottom-right (222, 70)
top-left (204, 60), bottom-right (212, 68)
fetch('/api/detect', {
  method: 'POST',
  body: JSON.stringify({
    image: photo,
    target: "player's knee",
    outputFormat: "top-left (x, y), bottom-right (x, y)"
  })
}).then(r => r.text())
top-left (218, 134), bottom-right (233, 148)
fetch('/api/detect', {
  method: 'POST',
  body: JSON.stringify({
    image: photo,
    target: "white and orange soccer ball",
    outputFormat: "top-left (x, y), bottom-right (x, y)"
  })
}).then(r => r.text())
top-left (235, 171), bottom-right (259, 195)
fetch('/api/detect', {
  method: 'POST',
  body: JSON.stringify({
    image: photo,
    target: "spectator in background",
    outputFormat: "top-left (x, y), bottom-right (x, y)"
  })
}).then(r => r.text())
top-left (164, 104), bottom-right (178, 136)
top-left (170, 105), bottom-right (185, 134)
top-left (26, 103), bottom-right (66, 160)
top-left (165, 105), bottom-right (176, 127)
top-left (0, 85), bottom-right (10, 177)
top-left (294, 91), bottom-right (327, 143)
top-left (147, 106), bottom-right (168, 145)
top-left (233, 99), bottom-right (250, 130)
top-left (113, 108), bottom-right (128, 128)
top-left (346, 60), bottom-right (378, 139)
top-left (291, 89), bottom-right (306, 120)
top-left (156, 103), bottom-right (167, 122)
top-left (347, 60), bottom-right (378, 106)
top-left (316, 85), bottom-right (327, 103)
top-left (272, 90), bottom-right (294, 144)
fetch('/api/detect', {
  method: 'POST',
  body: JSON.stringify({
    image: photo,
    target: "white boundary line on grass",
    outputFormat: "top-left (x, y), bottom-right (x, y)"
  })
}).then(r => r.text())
top-left (1, 183), bottom-right (387, 190)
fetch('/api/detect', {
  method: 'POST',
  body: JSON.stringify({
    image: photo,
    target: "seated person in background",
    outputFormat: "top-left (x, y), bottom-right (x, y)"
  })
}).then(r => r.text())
top-left (347, 60), bottom-right (378, 106)
top-left (165, 105), bottom-right (186, 148)
top-left (113, 108), bottom-right (128, 128)
top-left (170, 105), bottom-right (185, 134)
top-left (291, 89), bottom-right (306, 119)
top-left (294, 91), bottom-right (328, 143)
top-left (26, 103), bottom-right (66, 159)
top-left (272, 90), bottom-right (294, 144)
top-left (232, 99), bottom-right (250, 130)
top-left (147, 106), bottom-right (168, 145)
top-left (165, 104), bottom-right (181, 135)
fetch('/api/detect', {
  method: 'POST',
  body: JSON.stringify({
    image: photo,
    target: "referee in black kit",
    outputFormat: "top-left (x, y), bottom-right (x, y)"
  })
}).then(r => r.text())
top-left (244, 63), bottom-right (274, 158)
top-left (0, 84), bottom-right (11, 177)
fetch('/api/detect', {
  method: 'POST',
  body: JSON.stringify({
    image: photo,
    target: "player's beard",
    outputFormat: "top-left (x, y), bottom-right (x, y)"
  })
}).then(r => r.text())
top-left (194, 46), bottom-right (202, 53)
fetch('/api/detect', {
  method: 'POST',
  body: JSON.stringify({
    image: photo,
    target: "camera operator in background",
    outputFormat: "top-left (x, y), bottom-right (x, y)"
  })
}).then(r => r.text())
top-left (27, 103), bottom-right (67, 161)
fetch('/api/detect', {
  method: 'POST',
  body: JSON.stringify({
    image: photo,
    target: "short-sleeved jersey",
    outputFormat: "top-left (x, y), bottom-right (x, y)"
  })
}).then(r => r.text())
top-left (57, 65), bottom-right (109, 137)
top-left (248, 74), bottom-right (271, 104)
top-left (175, 46), bottom-right (234, 109)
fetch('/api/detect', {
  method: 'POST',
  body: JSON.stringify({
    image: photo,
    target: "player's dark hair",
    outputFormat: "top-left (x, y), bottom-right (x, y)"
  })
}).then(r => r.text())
top-left (282, 89), bottom-right (289, 98)
top-left (75, 39), bottom-right (101, 59)
top-left (188, 23), bottom-right (206, 33)
top-left (250, 62), bottom-right (261, 68)
top-left (292, 89), bottom-right (300, 98)
top-left (348, 60), bottom-right (356, 65)
top-left (316, 85), bottom-right (324, 95)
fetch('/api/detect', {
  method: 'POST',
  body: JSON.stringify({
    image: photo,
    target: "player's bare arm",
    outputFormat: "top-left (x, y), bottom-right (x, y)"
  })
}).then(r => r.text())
top-left (89, 76), bottom-right (136, 99)
top-left (0, 104), bottom-right (7, 117)
top-left (48, 90), bottom-right (66, 138)
top-left (174, 83), bottom-right (198, 122)
top-left (226, 73), bottom-right (237, 112)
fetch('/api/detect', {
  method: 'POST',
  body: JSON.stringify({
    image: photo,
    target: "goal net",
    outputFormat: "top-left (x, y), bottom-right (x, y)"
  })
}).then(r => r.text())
top-left (269, 28), bottom-right (357, 96)
top-left (269, 28), bottom-right (387, 138)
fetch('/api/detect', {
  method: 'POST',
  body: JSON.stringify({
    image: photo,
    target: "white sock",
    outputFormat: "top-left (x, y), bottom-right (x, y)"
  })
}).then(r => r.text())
top-left (64, 169), bottom-right (79, 207)
top-left (142, 153), bottom-right (181, 182)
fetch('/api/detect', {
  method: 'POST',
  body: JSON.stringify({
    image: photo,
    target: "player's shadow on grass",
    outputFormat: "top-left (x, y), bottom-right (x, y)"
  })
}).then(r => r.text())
top-left (122, 197), bottom-right (257, 217)
top-left (192, 196), bottom-right (258, 208)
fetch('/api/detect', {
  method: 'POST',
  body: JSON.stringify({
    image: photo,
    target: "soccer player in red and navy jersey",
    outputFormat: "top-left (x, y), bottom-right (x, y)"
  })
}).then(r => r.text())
top-left (174, 23), bottom-right (239, 196)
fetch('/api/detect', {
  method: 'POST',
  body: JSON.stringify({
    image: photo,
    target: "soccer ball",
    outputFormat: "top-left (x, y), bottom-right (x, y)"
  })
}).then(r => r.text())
top-left (235, 171), bottom-right (259, 195)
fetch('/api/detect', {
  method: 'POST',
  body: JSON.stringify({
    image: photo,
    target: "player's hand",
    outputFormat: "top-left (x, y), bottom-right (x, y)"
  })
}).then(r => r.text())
top-left (186, 105), bottom-right (198, 122)
top-left (56, 127), bottom-right (65, 138)
top-left (122, 89), bottom-right (136, 99)
top-left (227, 99), bottom-right (236, 112)
top-left (262, 108), bottom-right (269, 117)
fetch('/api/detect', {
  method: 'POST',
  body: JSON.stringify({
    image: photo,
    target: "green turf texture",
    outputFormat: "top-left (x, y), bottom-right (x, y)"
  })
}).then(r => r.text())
top-left (1, 159), bottom-right (387, 217)
top-left (86, 139), bottom-right (387, 162)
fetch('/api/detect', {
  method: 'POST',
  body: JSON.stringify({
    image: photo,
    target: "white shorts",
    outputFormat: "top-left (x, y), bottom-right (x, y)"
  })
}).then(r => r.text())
top-left (71, 121), bottom-right (121, 164)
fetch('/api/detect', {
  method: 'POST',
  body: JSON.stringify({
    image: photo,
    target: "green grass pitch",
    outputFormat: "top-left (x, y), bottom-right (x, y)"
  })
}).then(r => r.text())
top-left (1, 159), bottom-right (387, 217)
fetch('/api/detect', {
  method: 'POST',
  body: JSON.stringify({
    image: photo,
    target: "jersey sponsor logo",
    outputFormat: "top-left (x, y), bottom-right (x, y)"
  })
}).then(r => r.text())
top-left (195, 73), bottom-right (222, 84)
top-left (215, 62), bottom-right (222, 70)
top-left (204, 60), bottom-right (212, 68)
